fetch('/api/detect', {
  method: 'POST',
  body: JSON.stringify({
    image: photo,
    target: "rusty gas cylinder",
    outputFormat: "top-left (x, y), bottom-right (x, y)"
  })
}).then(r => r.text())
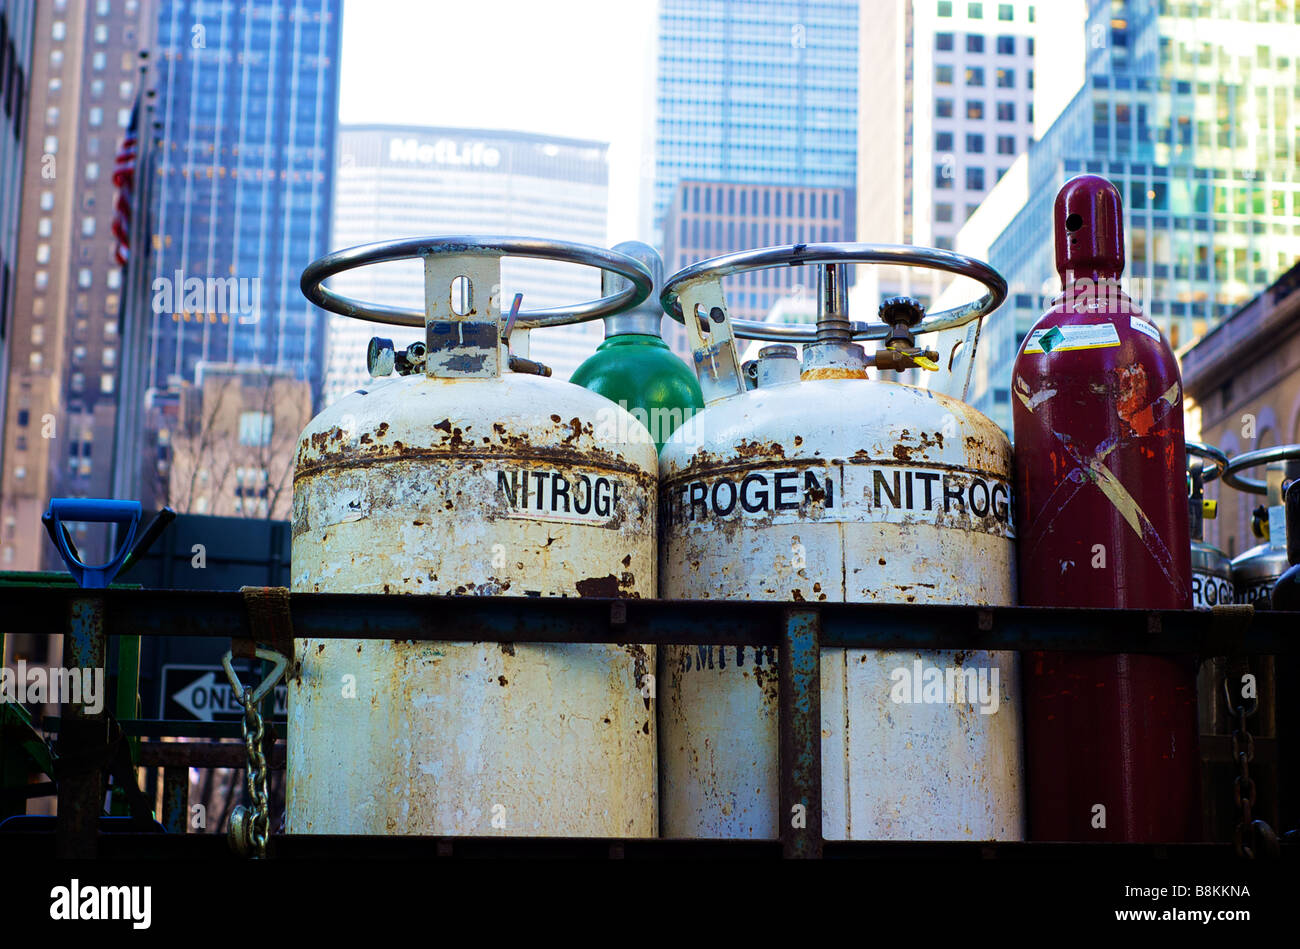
top-left (289, 238), bottom-right (660, 838)
top-left (658, 246), bottom-right (1022, 841)
top-left (1012, 175), bottom-right (1199, 842)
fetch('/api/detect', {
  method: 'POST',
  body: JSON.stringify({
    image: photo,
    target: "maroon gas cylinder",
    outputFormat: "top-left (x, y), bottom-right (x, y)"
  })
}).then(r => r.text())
top-left (1012, 175), bottom-right (1199, 842)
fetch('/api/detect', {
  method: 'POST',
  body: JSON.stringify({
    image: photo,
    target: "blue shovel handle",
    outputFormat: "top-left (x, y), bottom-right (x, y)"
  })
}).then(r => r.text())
top-left (42, 498), bottom-right (142, 589)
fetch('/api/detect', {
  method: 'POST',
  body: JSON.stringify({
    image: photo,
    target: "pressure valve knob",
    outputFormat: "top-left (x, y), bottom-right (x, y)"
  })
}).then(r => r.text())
top-left (367, 337), bottom-right (396, 377)
top-left (367, 337), bottom-right (427, 377)
top-left (874, 296), bottom-right (939, 372)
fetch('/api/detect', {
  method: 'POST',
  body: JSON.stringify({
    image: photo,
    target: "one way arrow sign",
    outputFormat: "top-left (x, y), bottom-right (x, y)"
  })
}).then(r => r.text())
top-left (161, 665), bottom-right (287, 722)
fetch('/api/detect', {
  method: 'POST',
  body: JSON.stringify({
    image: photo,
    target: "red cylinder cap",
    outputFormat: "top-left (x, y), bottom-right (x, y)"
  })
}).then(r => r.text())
top-left (1055, 174), bottom-right (1124, 283)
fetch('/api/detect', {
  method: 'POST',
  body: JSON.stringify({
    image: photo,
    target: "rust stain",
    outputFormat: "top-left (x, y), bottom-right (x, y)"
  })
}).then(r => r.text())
top-left (801, 367), bottom-right (868, 380)
top-left (576, 574), bottom-right (621, 597)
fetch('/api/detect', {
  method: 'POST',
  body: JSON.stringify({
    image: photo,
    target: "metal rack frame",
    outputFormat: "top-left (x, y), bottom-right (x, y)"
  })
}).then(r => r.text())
top-left (2, 584), bottom-right (1295, 859)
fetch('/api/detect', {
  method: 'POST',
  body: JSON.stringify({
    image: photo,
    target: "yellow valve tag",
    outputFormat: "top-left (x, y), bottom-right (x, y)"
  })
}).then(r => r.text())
top-left (914, 356), bottom-right (939, 371)
top-left (1202, 499), bottom-right (1217, 519)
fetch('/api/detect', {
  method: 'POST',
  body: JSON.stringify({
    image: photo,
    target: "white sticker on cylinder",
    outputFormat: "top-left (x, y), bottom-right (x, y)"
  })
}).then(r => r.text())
top-left (1130, 315), bottom-right (1161, 341)
top-left (1023, 322), bottom-right (1120, 354)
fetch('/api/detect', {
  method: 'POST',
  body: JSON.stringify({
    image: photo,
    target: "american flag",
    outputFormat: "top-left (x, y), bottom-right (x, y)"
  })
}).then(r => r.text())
top-left (111, 101), bottom-right (139, 266)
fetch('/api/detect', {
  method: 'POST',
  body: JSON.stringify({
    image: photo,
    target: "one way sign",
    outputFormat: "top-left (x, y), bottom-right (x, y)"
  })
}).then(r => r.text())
top-left (161, 664), bottom-right (288, 722)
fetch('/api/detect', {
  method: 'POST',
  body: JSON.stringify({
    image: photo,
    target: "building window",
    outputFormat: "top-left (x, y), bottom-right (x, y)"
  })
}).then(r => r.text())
top-left (966, 167), bottom-right (986, 190)
top-left (44, 136), bottom-right (58, 154)
top-left (996, 68), bottom-right (1015, 87)
top-left (936, 64), bottom-right (954, 84)
top-left (936, 131), bottom-right (954, 151)
top-left (92, 52), bottom-right (106, 70)
top-left (938, 1), bottom-right (953, 16)
top-left (238, 411), bottom-right (273, 447)
top-left (966, 133), bottom-right (985, 153)
top-left (40, 192), bottom-right (54, 211)
top-left (935, 165), bottom-right (954, 189)
top-left (968, 2), bottom-right (983, 18)
top-left (935, 236), bottom-right (954, 250)
top-left (78, 268), bottom-right (93, 289)
top-left (36, 244), bottom-right (50, 264)
top-left (936, 97), bottom-right (954, 117)
top-left (997, 101), bottom-right (1016, 121)
top-left (935, 203), bottom-right (954, 223)
top-left (89, 107), bottom-right (103, 127)
top-left (998, 2), bottom-right (1013, 19)
top-left (997, 134), bottom-right (1016, 154)
top-left (52, 21), bottom-right (67, 41)
top-left (967, 35), bottom-right (984, 53)
top-left (82, 217), bottom-right (96, 237)
top-left (86, 162), bottom-right (99, 181)
top-left (100, 374), bottom-right (114, 395)
top-left (936, 32), bottom-right (954, 51)
top-left (996, 35), bottom-right (1014, 54)
top-left (966, 66), bottom-right (985, 86)
top-left (966, 100), bottom-right (984, 119)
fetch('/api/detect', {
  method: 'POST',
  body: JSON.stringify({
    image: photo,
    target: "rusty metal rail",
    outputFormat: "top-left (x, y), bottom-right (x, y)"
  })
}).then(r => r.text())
top-left (3, 583), bottom-right (1295, 859)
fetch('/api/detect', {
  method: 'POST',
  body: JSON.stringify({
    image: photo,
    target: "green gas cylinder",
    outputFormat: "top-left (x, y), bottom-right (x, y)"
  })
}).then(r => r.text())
top-left (570, 241), bottom-right (703, 451)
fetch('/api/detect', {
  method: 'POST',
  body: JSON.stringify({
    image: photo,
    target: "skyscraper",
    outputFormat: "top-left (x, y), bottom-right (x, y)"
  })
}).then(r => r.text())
top-left (855, 0), bottom-right (1040, 311)
top-left (1, 0), bottom-right (153, 571)
top-left (651, 0), bottom-right (857, 344)
top-left (662, 179), bottom-right (855, 324)
top-left (962, 0), bottom-right (1300, 432)
top-left (321, 125), bottom-right (611, 405)
top-left (652, 0), bottom-right (858, 244)
top-left (146, 0), bottom-right (342, 400)
top-left (0, 1), bottom-right (36, 547)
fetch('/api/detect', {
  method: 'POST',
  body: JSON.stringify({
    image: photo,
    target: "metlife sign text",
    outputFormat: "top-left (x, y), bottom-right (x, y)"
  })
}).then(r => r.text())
top-left (389, 137), bottom-right (501, 167)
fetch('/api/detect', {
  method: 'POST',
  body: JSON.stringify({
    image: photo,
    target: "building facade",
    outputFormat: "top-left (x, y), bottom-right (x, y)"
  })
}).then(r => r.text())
top-left (0, 0), bottom-right (35, 570)
top-left (321, 125), bottom-right (611, 404)
top-left (146, 0), bottom-right (342, 400)
top-left (859, 0), bottom-right (1039, 255)
top-left (965, 0), bottom-right (1300, 431)
top-left (1, 0), bottom-right (153, 572)
top-left (156, 362), bottom-right (311, 521)
top-left (1183, 263), bottom-right (1300, 561)
top-left (662, 178), bottom-right (855, 325)
top-left (651, 0), bottom-right (858, 245)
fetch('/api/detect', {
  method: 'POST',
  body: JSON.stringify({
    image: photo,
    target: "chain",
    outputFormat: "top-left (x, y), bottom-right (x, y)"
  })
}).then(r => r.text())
top-left (1224, 671), bottom-right (1278, 859)
top-left (238, 686), bottom-right (270, 859)
top-left (222, 647), bottom-right (286, 859)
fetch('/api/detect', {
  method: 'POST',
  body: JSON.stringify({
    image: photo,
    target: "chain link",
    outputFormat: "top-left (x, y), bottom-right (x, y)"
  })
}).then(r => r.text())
top-left (222, 647), bottom-right (285, 859)
top-left (1225, 668), bottom-right (1277, 859)
top-left (239, 686), bottom-right (270, 858)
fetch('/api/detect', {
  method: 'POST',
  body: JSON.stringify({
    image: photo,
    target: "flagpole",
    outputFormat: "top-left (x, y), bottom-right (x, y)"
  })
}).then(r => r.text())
top-left (109, 57), bottom-right (155, 502)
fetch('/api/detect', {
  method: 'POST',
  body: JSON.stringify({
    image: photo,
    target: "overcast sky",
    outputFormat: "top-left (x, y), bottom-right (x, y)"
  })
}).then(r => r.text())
top-left (338, 0), bottom-right (658, 243)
